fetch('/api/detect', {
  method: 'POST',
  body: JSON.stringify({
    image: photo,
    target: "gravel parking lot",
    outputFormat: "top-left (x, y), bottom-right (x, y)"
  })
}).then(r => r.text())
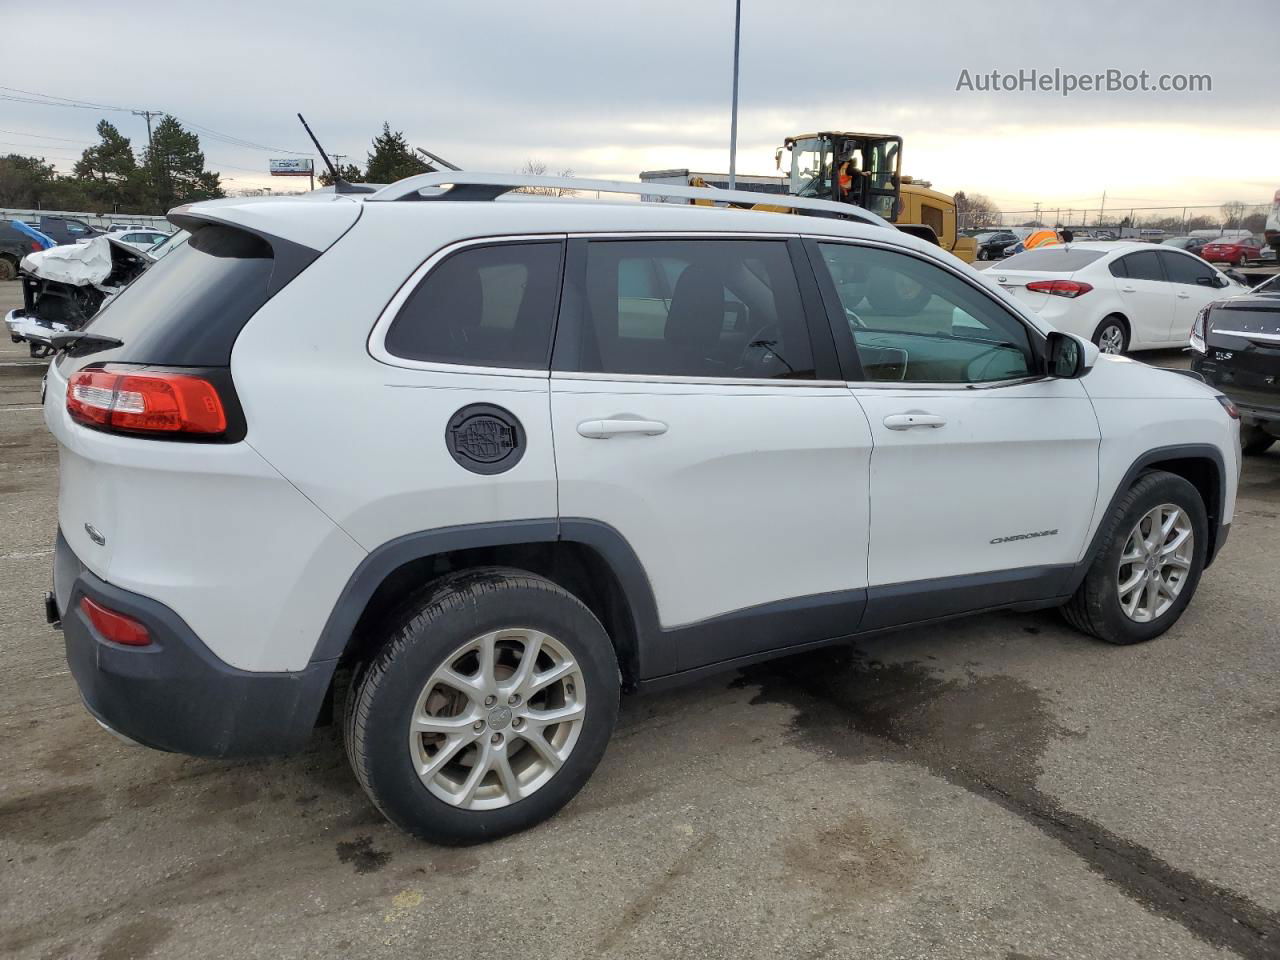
top-left (2, 281), bottom-right (1278, 960)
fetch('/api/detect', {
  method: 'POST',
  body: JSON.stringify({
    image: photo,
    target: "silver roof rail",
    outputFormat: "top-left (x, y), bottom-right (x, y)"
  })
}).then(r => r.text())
top-left (365, 172), bottom-right (890, 226)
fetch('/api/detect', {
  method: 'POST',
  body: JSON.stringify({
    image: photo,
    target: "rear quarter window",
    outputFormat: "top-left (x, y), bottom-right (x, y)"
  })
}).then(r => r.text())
top-left (384, 241), bottom-right (565, 369)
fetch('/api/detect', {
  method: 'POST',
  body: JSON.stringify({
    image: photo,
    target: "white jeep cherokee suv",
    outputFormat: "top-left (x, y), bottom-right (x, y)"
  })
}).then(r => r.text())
top-left (43, 173), bottom-right (1240, 844)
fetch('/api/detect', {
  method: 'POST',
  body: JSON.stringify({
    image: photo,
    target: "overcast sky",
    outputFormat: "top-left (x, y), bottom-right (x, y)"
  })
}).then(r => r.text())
top-left (5, 0), bottom-right (1277, 216)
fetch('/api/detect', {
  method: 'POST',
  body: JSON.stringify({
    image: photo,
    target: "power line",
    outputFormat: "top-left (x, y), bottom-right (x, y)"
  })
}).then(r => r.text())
top-left (0, 84), bottom-right (133, 111)
top-left (0, 128), bottom-right (94, 144)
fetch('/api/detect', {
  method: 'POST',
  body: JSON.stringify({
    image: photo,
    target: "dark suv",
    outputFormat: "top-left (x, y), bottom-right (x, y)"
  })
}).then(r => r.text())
top-left (35, 216), bottom-right (101, 245)
top-left (1191, 275), bottom-right (1280, 455)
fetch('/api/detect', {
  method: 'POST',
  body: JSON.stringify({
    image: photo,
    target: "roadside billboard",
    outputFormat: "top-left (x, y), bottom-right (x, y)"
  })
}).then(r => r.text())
top-left (269, 159), bottom-right (314, 177)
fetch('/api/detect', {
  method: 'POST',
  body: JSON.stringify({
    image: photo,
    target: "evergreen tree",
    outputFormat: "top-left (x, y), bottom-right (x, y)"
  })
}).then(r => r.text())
top-left (140, 115), bottom-right (224, 211)
top-left (317, 162), bottom-right (365, 187)
top-left (73, 120), bottom-right (140, 209)
top-left (364, 123), bottom-right (429, 184)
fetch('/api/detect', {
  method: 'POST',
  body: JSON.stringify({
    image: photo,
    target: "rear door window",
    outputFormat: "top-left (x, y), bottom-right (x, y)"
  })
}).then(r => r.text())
top-left (1119, 251), bottom-right (1165, 282)
top-left (384, 241), bottom-right (564, 370)
top-left (562, 238), bottom-right (815, 380)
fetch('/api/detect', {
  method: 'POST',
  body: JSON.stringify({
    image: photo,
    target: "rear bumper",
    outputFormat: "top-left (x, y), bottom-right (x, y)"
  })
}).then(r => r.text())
top-left (1191, 355), bottom-right (1280, 426)
top-left (4, 308), bottom-right (66, 345)
top-left (54, 530), bottom-right (335, 757)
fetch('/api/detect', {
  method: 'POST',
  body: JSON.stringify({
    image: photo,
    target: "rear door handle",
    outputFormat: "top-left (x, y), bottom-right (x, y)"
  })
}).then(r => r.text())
top-left (883, 413), bottom-right (946, 430)
top-left (1121, 286), bottom-right (1137, 293)
top-left (577, 418), bottom-right (668, 439)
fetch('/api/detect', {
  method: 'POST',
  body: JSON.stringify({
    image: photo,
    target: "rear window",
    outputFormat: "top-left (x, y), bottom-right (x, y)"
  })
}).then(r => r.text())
top-left (997, 249), bottom-right (1104, 271)
top-left (82, 224), bottom-right (275, 365)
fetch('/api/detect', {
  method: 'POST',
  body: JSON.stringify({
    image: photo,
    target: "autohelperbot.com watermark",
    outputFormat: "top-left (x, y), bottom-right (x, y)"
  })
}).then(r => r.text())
top-left (956, 68), bottom-right (1211, 96)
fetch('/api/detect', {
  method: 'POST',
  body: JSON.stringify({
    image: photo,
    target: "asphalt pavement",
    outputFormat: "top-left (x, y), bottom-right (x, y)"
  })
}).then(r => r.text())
top-left (1, 281), bottom-right (1277, 960)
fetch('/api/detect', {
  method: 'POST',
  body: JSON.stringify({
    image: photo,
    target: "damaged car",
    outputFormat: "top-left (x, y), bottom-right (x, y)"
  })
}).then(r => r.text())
top-left (5, 235), bottom-right (150, 357)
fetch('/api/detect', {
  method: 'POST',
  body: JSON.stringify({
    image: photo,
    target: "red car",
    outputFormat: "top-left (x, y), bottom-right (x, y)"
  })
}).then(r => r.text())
top-left (1200, 236), bottom-right (1262, 265)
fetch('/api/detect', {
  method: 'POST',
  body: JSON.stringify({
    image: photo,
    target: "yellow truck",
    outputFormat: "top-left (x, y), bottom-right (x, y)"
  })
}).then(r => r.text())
top-left (641, 132), bottom-right (976, 264)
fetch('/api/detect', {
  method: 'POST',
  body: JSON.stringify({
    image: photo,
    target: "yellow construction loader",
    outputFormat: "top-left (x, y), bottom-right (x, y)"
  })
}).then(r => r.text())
top-left (667, 132), bottom-right (975, 263)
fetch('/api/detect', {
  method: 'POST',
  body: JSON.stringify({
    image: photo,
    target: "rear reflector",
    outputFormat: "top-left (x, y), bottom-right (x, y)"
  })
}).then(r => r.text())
top-left (80, 596), bottom-right (151, 646)
top-left (1025, 279), bottom-right (1094, 298)
top-left (67, 369), bottom-right (227, 436)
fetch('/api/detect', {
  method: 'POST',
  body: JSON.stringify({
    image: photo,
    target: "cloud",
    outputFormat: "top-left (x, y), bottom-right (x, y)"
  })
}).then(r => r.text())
top-left (4, 0), bottom-right (1276, 211)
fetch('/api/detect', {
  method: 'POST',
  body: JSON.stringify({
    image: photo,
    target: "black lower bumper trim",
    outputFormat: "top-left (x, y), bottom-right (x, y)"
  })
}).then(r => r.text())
top-left (55, 531), bottom-right (335, 757)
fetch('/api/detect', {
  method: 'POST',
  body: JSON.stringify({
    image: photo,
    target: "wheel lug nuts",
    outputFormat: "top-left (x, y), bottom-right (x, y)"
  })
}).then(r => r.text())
top-left (512, 717), bottom-right (524, 729)
top-left (484, 695), bottom-right (496, 707)
top-left (490, 732), bottom-right (503, 746)
top-left (508, 694), bottom-right (520, 706)
top-left (473, 720), bottom-right (485, 732)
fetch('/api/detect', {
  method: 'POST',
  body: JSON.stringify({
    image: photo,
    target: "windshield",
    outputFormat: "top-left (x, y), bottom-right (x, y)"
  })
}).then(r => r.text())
top-left (788, 138), bottom-right (833, 199)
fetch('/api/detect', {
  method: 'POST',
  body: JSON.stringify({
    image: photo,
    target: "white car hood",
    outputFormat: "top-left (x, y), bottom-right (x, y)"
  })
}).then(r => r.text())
top-left (19, 237), bottom-right (114, 286)
top-left (1082, 354), bottom-right (1221, 400)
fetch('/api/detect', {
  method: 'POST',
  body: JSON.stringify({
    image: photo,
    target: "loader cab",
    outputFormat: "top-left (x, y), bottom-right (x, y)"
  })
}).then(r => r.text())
top-left (780, 132), bottom-right (901, 221)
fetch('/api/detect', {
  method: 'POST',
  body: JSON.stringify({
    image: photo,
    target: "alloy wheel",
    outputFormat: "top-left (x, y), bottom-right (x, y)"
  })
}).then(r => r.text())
top-left (1098, 324), bottom-right (1125, 354)
top-left (1116, 503), bottom-right (1194, 623)
top-left (408, 628), bottom-right (586, 811)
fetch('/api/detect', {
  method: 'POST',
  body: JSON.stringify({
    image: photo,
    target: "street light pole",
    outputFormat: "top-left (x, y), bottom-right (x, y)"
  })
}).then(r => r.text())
top-left (728, 0), bottom-right (741, 190)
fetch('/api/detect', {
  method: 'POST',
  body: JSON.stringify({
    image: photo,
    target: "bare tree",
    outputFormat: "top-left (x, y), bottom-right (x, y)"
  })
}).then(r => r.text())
top-left (518, 159), bottom-right (578, 197)
top-left (954, 190), bottom-right (1002, 230)
top-left (1220, 200), bottom-right (1247, 230)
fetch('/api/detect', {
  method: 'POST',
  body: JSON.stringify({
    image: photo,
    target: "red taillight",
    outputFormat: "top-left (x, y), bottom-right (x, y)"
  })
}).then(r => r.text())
top-left (1216, 395), bottom-right (1240, 420)
top-left (1026, 280), bottom-right (1093, 298)
top-left (80, 596), bottom-right (151, 646)
top-left (30, 240), bottom-right (41, 252)
top-left (67, 369), bottom-right (227, 435)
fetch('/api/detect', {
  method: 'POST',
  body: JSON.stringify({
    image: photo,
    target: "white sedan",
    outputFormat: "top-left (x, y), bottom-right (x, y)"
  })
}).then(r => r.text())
top-left (111, 229), bottom-right (171, 252)
top-left (987, 242), bottom-right (1247, 354)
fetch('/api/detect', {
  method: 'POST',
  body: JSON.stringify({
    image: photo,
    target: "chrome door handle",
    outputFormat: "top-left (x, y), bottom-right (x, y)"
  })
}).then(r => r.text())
top-left (883, 413), bottom-right (946, 430)
top-left (577, 418), bottom-right (669, 439)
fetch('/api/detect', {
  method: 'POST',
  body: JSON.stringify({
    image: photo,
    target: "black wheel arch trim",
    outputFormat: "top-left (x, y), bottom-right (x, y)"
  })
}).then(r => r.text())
top-left (1071, 442), bottom-right (1229, 589)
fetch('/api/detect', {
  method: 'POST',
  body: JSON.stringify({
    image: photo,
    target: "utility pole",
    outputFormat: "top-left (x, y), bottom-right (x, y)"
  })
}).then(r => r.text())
top-left (1033, 201), bottom-right (1041, 225)
top-left (727, 0), bottom-right (741, 190)
top-left (1098, 189), bottom-right (1107, 228)
top-left (133, 109), bottom-right (162, 211)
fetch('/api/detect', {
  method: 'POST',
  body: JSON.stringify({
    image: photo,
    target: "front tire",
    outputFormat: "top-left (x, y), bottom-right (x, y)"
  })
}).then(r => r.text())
top-left (346, 568), bottom-right (620, 844)
top-left (1061, 471), bottom-right (1207, 645)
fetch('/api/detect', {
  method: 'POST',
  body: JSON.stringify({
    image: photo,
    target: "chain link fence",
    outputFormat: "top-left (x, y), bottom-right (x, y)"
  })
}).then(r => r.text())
top-left (968, 202), bottom-right (1273, 238)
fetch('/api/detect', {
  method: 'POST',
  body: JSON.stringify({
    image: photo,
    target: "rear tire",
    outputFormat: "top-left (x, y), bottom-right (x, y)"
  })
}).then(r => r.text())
top-left (1242, 425), bottom-right (1276, 456)
top-left (1092, 316), bottom-right (1129, 355)
top-left (1061, 471), bottom-right (1207, 645)
top-left (0, 256), bottom-right (16, 282)
top-left (345, 568), bottom-right (619, 844)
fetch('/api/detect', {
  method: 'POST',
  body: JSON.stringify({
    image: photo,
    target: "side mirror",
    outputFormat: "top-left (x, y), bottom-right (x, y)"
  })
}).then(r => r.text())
top-left (1223, 270), bottom-right (1245, 286)
top-left (1046, 331), bottom-right (1097, 379)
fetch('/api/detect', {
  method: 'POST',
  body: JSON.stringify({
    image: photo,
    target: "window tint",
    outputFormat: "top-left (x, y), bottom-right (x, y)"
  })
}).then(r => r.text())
top-left (1109, 256), bottom-right (1128, 278)
top-left (1121, 251), bottom-right (1164, 282)
top-left (385, 242), bottom-right (563, 369)
top-left (999, 249), bottom-right (1104, 271)
top-left (570, 239), bottom-right (814, 379)
top-left (818, 242), bottom-right (1034, 384)
top-left (1160, 250), bottom-right (1216, 286)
